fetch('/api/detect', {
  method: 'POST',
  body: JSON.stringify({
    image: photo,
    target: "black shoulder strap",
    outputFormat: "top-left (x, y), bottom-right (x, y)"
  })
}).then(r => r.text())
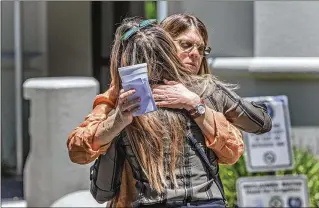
top-left (186, 133), bottom-right (228, 205)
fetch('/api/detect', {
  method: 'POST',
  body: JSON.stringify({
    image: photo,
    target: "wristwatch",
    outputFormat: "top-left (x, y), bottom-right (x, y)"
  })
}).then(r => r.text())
top-left (188, 103), bottom-right (206, 119)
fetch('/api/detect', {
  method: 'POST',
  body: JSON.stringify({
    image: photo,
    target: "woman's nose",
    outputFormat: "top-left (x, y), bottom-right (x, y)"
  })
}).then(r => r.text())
top-left (188, 47), bottom-right (201, 58)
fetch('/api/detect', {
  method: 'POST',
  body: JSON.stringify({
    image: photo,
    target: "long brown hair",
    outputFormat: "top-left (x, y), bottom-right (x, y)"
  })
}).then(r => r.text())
top-left (110, 17), bottom-right (207, 193)
top-left (161, 13), bottom-right (210, 75)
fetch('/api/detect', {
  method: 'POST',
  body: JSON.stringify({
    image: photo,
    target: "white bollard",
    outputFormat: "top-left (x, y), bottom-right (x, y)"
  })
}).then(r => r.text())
top-left (23, 77), bottom-right (99, 207)
top-left (50, 190), bottom-right (107, 207)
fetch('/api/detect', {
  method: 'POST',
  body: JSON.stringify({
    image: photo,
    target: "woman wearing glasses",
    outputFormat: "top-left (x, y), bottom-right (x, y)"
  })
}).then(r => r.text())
top-left (67, 14), bottom-right (272, 207)
top-left (153, 13), bottom-right (271, 135)
top-left (162, 14), bottom-right (212, 75)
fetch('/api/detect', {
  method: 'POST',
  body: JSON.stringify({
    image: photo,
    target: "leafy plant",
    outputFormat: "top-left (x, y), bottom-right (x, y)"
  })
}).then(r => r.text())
top-left (144, 1), bottom-right (157, 19)
top-left (219, 146), bottom-right (319, 207)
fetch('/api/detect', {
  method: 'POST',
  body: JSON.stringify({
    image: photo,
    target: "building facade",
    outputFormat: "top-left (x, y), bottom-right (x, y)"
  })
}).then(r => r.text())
top-left (1, 1), bottom-right (319, 175)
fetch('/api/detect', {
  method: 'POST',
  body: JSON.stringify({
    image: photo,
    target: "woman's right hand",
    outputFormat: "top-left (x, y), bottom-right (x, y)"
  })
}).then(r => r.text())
top-left (115, 88), bottom-right (140, 127)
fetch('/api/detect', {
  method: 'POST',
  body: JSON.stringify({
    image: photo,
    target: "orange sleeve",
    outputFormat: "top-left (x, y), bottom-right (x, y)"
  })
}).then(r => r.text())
top-left (67, 85), bottom-right (118, 164)
top-left (205, 111), bottom-right (244, 165)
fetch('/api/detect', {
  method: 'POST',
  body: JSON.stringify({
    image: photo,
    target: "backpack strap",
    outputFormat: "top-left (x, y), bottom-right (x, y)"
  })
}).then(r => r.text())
top-left (186, 133), bottom-right (228, 206)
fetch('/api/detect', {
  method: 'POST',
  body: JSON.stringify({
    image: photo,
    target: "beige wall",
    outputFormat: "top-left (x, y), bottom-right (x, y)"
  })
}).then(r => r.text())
top-left (1, 1), bottom-right (93, 167)
top-left (255, 1), bottom-right (319, 57)
top-left (169, 1), bottom-right (254, 57)
top-left (47, 1), bottom-right (92, 77)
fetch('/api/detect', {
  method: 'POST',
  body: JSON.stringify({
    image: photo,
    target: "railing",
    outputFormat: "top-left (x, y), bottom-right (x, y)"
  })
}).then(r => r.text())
top-left (208, 57), bottom-right (319, 76)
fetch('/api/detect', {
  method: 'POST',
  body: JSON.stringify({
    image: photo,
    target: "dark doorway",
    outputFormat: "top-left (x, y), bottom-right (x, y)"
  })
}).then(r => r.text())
top-left (91, 1), bottom-right (145, 93)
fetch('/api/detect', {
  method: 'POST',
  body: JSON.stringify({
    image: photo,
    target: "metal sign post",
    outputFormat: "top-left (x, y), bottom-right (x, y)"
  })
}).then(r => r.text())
top-left (243, 95), bottom-right (294, 172)
top-left (14, 0), bottom-right (23, 176)
top-left (236, 95), bottom-right (310, 208)
top-left (236, 175), bottom-right (309, 208)
top-left (157, 1), bottom-right (168, 22)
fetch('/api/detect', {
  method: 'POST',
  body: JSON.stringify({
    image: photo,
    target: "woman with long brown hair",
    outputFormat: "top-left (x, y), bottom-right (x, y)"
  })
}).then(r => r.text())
top-left (68, 17), bottom-right (243, 207)
top-left (68, 14), bottom-right (271, 207)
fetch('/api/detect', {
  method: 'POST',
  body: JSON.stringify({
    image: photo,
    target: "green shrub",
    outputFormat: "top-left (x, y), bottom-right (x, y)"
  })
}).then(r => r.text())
top-left (219, 146), bottom-right (319, 207)
top-left (144, 2), bottom-right (157, 19)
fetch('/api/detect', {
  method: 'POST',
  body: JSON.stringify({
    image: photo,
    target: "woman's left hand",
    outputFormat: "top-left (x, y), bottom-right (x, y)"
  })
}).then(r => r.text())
top-left (152, 79), bottom-right (201, 111)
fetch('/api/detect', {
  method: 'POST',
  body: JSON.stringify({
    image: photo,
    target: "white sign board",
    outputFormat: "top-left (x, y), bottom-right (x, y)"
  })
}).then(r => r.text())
top-left (236, 175), bottom-right (309, 208)
top-left (244, 95), bottom-right (293, 172)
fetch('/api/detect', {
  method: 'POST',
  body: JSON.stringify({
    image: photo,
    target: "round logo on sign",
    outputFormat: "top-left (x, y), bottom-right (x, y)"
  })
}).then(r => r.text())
top-left (269, 196), bottom-right (284, 207)
top-left (264, 101), bottom-right (275, 119)
top-left (263, 151), bottom-right (276, 165)
top-left (288, 197), bottom-right (302, 207)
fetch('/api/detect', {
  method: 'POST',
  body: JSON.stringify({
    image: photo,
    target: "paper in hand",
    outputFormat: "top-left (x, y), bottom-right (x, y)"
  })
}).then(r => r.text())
top-left (119, 63), bottom-right (158, 116)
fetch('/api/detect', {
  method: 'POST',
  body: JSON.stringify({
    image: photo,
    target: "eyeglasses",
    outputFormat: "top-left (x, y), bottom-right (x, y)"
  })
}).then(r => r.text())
top-left (174, 39), bottom-right (211, 57)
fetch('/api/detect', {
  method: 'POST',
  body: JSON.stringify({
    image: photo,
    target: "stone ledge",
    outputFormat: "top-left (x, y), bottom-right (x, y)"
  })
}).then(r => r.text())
top-left (208, 57), bottom-right (319, 79)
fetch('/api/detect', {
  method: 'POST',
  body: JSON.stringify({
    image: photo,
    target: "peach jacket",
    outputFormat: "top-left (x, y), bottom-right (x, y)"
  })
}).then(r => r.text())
top-left (67, 83), bottom-right (271, 207)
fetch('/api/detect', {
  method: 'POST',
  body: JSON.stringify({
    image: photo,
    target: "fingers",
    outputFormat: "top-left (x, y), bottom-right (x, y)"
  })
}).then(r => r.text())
top-left (152, 80), bottom-right (179, 92)
top-left (116, 96), bottom-right (140, 123)
top-left (121, 101), bottom-right (140, 115)
top-left (163, 79), bottom-right (179, 85)
top-left (153, 94), bottom-right (168, 101)
top-left (117, 88), bottom-right (140, 112)
top-left (127, 105), bottom-right (140, 114)
top-left (153, 83), bottom-right (180, 91)
top-left (152, 88), bottom-right (166, 95)
top-left (119, 89), bottom-right (136, 100)
top-left (152, 85), bottom-right (168, 90)
top-left (155, 101), bottom-right (170, 108)
top-left (121, 97), bottom-right (140, 112)
top-left (118, 88), bottom-right (136, 105)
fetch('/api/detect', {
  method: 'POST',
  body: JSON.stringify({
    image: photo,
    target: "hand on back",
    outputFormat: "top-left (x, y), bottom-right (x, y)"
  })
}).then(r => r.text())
top-left (152, 79), bottom-right (201, 111)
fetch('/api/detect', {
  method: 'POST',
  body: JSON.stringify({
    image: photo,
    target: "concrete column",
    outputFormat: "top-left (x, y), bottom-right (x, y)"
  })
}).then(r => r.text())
top-left (254, 1), bottom-right (319, 57)
top-left (23, 77), bottom-right (99, 207)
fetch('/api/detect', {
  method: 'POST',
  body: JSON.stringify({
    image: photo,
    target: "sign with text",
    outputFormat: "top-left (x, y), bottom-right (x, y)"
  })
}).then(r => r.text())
top-left (244, 95), bottom-right (293, 172)
top-left (236, 175), bottom-right (309, 208)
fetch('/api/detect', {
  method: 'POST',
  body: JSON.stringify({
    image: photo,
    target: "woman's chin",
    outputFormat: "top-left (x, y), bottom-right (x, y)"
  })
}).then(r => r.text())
top-left (185, 64), bottom-right (198, 74)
